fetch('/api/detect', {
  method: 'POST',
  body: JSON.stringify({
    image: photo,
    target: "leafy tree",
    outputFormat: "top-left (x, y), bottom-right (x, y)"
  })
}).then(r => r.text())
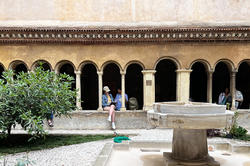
top-left (0, 66), bottom-right (77, 140)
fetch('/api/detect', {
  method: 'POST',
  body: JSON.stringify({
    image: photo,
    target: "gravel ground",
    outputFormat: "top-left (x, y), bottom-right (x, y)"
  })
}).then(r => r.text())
top-left (0, 139), bottom-right (112, 166)
top-left (1, 129), bottom-right (249, 166)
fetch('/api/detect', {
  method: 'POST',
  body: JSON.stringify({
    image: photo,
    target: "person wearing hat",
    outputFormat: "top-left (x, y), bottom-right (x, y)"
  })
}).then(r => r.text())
top-left (102, 86), bottom-right (116, 129)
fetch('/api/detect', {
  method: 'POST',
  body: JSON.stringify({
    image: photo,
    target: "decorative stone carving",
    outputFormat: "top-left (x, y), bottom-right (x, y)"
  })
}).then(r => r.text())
top-left (0, 26), bottom-right (249, 44)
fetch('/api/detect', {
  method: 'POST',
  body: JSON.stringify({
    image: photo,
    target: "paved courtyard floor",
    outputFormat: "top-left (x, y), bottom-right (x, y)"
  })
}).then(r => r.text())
top-left (1, 129), bottom-right (249, 166)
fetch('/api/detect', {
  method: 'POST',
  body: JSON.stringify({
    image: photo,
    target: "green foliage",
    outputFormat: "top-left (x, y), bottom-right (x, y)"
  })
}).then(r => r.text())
top-left (230, 125), bottom-right (248, 138)
top-left (0, 66), bottom-right (77, 139)
top-left (229, 111), bottom-right (248, 139)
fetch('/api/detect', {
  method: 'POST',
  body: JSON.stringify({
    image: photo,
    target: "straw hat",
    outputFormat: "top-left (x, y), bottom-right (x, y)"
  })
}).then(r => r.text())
top-left (103, 86), bottom-right (110, 92)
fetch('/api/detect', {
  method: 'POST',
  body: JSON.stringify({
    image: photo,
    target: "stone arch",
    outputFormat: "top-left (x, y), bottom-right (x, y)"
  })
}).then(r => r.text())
top-left (155, 59), bottom-right (177, 102)
top-left (81, 63), bottom-right (98, 110)
top-left (9, 60), bottom-right (29, 71)
top-left (78, 61), bottom-right (99, 71)
top-left (103, 62), bottom-right (121, 98)
top-left (124, 60), bottom-right (145, 71)
top-left (212, 61), bottom-right (231, 103)
top-left (125, 63), bottom-right (144, 109)
top-left (189, 59), bottom-right (212, 72)
top-left (57, 61), bottom-right (76, 90)
top-left (213, 59), bottom-right (235, 71)
top-left (31, 59), bottom-right (53, 71)
top-left (236, 60), bottom-right (250, 109)
top-left (0, 63), bottom-right (5, 78)
top-left (54, 60), bottom-right (76, 73)
top-left (236, 59), bottom-right (250, 71)
top-left (0, 62), bottom-right (6, 71)
top-left (189, 61), bottom-right (208, 102)
top-left (154, 56), bottom-right (181, 70)
top-left (101, 60), bottom-right (122, 72)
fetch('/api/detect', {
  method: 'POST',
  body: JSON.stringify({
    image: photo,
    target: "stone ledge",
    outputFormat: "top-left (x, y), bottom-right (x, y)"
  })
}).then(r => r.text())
top-left (46, 110), bottom-right (153, 130)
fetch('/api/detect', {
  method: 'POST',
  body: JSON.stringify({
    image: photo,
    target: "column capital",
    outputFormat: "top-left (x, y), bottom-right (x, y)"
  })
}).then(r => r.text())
top-left (120, 71), bottom-right (126, 75)
top-left (141, 70), bottom-right (156, 74)
top-left (74, 70), bottom-right (81, 75)
top-left (97, 71), bottom-right (103, 75)
top-left (208, 69), bottom-right (214, 73)
top-left (176, 69), bottom-right (192, 73)
top-left (231, 70), bottom-right (238, 74)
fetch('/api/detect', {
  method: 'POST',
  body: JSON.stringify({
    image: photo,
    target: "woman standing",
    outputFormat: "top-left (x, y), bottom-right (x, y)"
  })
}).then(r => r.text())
top-left (102, 86), bottom-right (116, 129)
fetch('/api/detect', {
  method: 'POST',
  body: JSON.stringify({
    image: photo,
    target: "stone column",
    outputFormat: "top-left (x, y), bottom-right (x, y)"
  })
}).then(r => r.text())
top-left (207, 70), bottom-right (213, 103)
top-left (142, 70), bottom-right (156, 111)
top-left (230, 70), bottom-right (237, 110)
top-left (97, 71), bottom-right (103, 111)
top-left (120, 71), bottom-right (126, 111)
top-left (176, 69), bottom-right (192, 102)
top-left (74, 71), bottom-right (82, 110)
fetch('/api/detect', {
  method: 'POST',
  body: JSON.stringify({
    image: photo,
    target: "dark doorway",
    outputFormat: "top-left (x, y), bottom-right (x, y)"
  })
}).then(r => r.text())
top-left (103, 63), bottom-right (121, 98)
top-left (155, 59), bottom-right (177, 102)
top-left (190, 62), bottom-right (207, 102)
top-left (125, 64), bottom-right (143, 109)
top-left (59, 63), bottom-right (76, 90)
top-left (81, 64), bottom-right (98, 110)
top-left (236, 62), bottom-right (250, 109)
top-left (212, 62), bottom-right (230, 103)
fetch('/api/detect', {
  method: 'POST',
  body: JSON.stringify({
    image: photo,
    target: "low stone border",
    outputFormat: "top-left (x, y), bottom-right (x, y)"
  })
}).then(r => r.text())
top-left (94, 143), bottom-right (113, 166)
top-left (94, 139), bottom-right (250, 166)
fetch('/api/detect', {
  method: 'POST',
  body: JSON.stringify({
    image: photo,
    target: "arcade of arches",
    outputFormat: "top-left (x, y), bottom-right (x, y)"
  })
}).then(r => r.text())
top-left (1, 56), bottom-right (250, 111)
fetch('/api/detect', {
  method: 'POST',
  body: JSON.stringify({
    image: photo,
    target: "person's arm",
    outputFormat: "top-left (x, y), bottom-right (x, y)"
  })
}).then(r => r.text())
top-left (114, 94), bottom-right (118, 102)
top-left (110, 94), bottom-right (114, 102)
top-left (102, 95), bottom-right (108, 107)
top-left (236, 91), bottom-right (243, 102)
top-left (125, 94), bottom-right (128, 102)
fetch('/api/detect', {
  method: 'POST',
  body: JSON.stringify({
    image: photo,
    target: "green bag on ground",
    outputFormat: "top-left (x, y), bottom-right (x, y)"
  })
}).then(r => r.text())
top-left (113, 136), bottom-right (130, 143)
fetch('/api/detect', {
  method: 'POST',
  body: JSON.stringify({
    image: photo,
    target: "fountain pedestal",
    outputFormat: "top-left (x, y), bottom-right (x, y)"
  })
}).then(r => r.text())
top-left (164, 129), bottom-right (219, 166)
top-left (147, 102), bottom-right (234, 166)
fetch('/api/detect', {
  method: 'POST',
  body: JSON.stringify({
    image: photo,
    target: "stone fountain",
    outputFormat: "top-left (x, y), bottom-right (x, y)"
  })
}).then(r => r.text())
top-left (147, 102), bottom-right (234, 166)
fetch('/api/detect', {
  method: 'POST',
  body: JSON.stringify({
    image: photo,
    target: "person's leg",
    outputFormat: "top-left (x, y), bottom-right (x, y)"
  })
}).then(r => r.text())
top-left (110, 105), bottom-right (116, 122)
top-left (110, 105), bottom-right (116, 129)
top-left (104, 106), bottom-right (112, 121)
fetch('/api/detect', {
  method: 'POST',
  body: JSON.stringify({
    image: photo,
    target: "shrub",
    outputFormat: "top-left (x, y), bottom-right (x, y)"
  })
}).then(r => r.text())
top-left (229, 111), bottom-right (248, 139)
top-left (0, 66), bottom-right (77, 140)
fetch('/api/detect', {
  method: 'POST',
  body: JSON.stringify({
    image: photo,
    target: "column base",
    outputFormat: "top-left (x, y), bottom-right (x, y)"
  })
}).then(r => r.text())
top-left (120, 107), bottom-right (126, 111)
top-left (97, 107), bottom-right (103, 111)
top-left (143, 105), bottom-right (153, 111)
top-left (76, 107), bottom-right (82, 111)
top-left (163, 152), bottom-right (220, 166)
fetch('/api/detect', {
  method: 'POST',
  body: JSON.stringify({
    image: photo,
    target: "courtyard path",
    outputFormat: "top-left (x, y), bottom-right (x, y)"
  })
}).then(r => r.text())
top-left (1, 129), bottom-right (249, 166)
top-left (0, 129), bottom-right (172, 166)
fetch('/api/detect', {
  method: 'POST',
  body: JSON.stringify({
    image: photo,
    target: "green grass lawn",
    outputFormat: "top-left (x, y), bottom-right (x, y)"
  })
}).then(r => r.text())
top-left (0, 134), bottom-right (114, 156)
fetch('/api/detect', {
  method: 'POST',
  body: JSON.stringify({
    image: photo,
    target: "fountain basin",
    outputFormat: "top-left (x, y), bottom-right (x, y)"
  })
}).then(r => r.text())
top-left (148, 102), bottom-right (234, 129)
top-left (147, 102), bottom-right (235, 166)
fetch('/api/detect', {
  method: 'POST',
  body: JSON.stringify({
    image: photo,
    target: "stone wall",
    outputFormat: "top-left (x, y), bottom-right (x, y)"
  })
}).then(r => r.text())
top-left (0, 43), bottom-right (249, 71)
top-left (0, 0), bottom-right (250, 25)
top-left (46, 111), bottom-right (153, 130)
top-left (12, 110), bottom-right (249, 130)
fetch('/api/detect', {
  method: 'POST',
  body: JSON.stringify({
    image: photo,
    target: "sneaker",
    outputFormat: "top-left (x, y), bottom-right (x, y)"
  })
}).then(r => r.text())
top-left (112, 122), bottom-right (116, 130)
top-left (48, 120), bottom-right (54, 127)
top-left (107, 116), bottom-right (111, 122)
